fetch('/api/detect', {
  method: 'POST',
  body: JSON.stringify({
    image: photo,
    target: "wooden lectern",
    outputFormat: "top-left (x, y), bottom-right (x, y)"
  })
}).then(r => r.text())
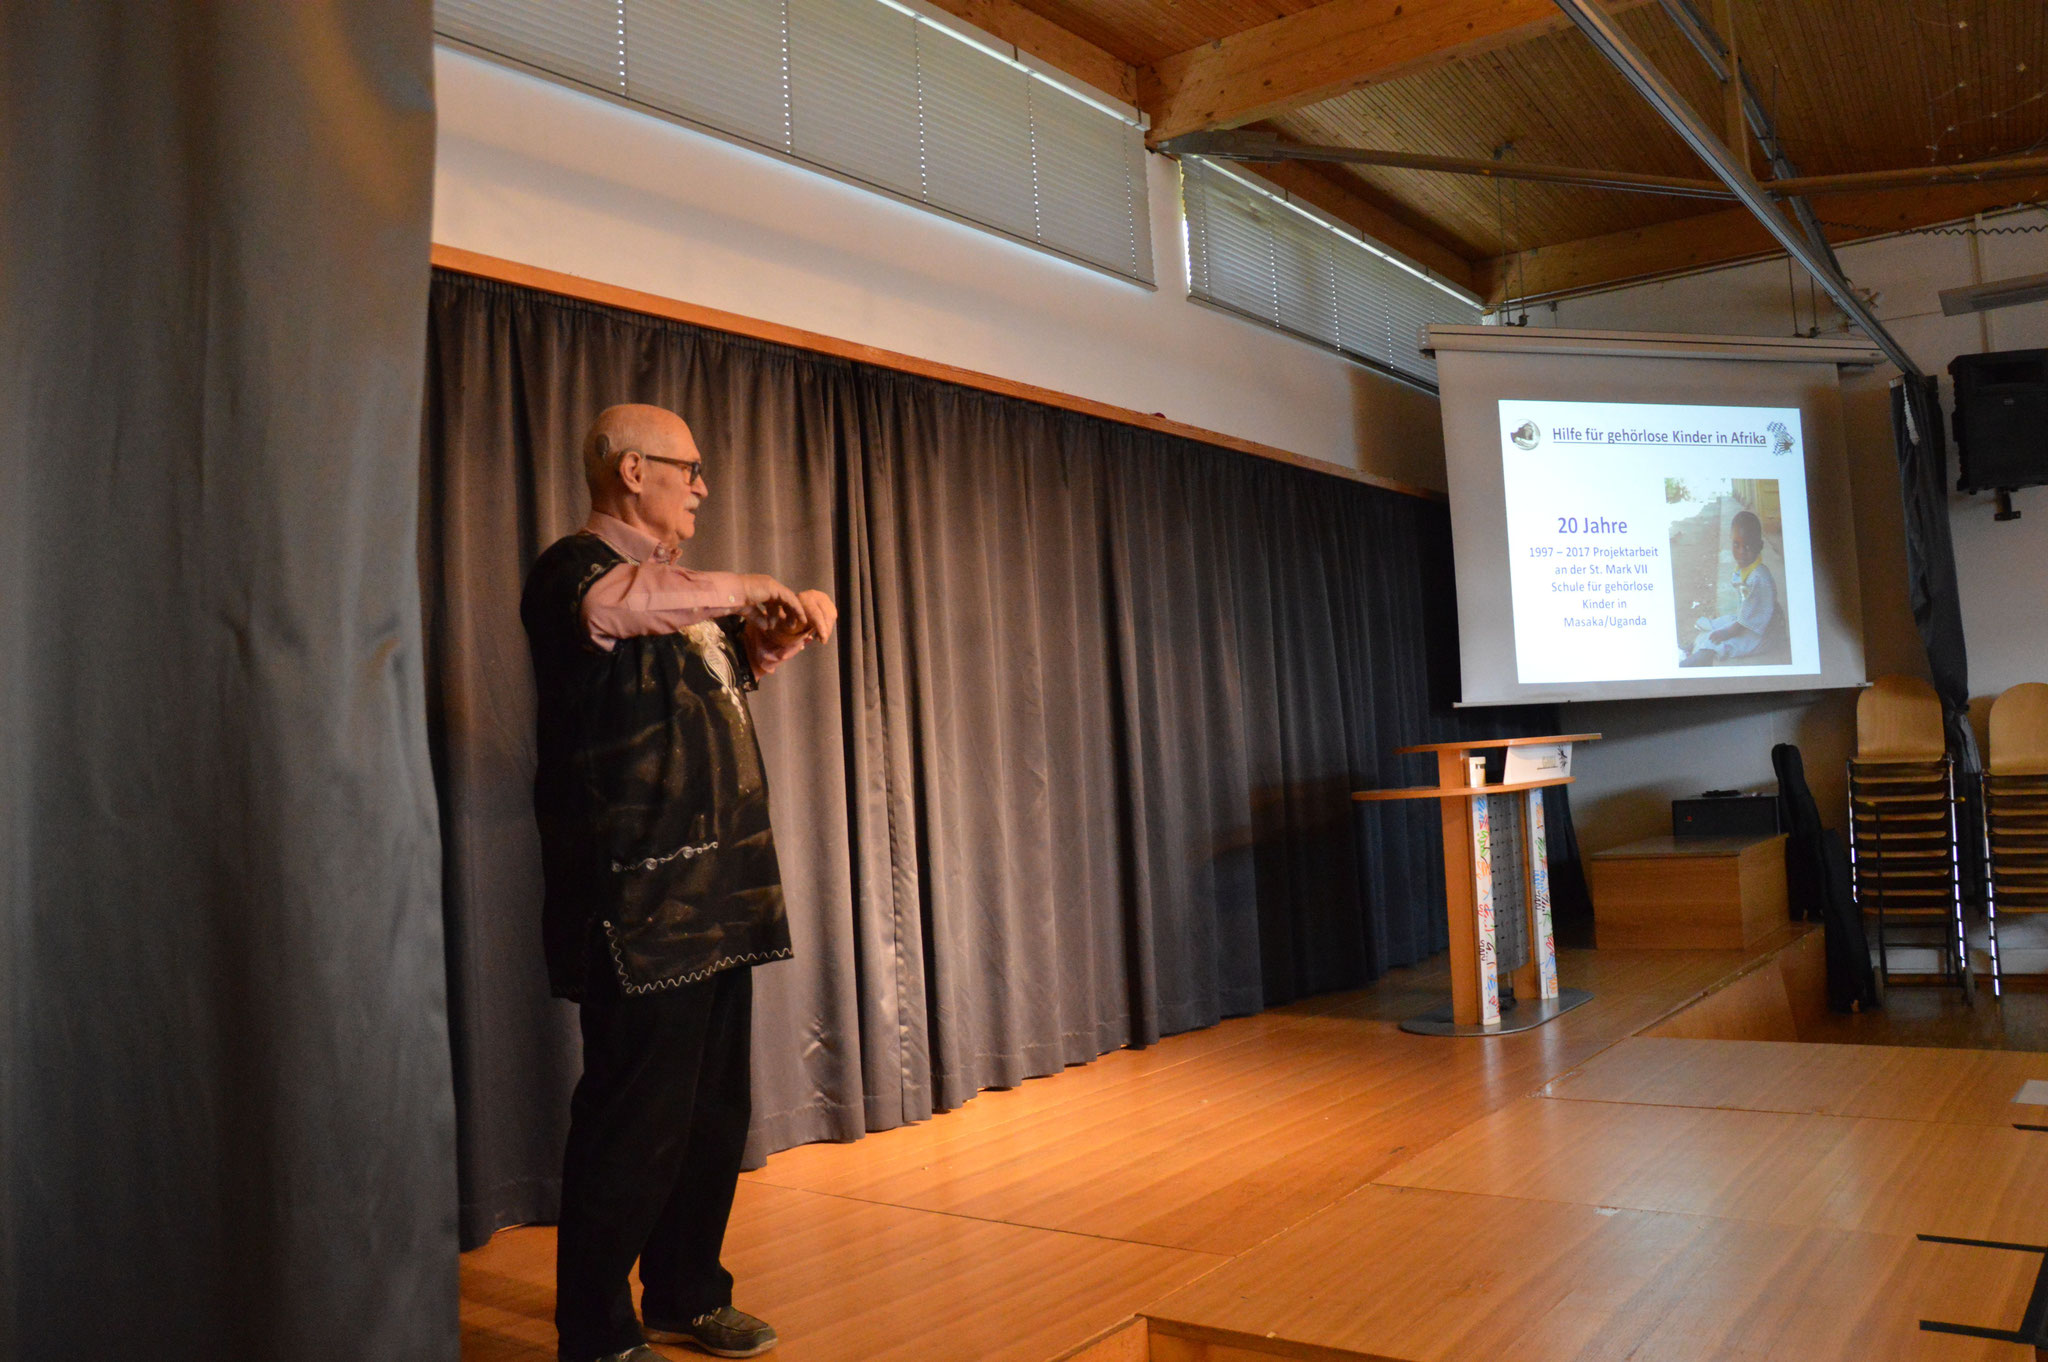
top-left (1354, 735), bottom-right (1600, 1035)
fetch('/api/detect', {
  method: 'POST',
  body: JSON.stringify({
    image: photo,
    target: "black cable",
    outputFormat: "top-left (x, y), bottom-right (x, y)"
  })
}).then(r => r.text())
top-left (1811, 206), bottom-right (2048, 235)
top-left (1494, 169), bottom-right (1512, 317)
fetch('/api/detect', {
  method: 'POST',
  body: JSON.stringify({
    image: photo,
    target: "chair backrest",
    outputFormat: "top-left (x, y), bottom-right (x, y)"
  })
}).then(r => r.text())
top-left (1989, 682), bottom-right (2048, 775)
top-left (1856, 674), bottom-right (1945, 761)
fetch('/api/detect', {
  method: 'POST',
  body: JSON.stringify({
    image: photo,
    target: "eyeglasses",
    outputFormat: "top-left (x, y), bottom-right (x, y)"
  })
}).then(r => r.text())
top-left (621, 449), bottom-right (705, 486)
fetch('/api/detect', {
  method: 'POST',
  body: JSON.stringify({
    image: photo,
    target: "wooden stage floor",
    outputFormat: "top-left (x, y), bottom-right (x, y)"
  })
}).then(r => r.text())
top-left (461, 941), bottom-right (2048, 1362)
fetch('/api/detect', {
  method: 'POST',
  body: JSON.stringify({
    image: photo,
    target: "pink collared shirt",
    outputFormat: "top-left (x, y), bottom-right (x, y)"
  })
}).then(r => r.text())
top-left (579, 511), bottom-right (809, 677)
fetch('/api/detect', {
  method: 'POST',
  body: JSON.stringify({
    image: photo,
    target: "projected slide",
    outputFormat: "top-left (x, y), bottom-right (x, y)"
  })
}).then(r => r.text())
top-left (1498, 399), bottom-right (1820, 685)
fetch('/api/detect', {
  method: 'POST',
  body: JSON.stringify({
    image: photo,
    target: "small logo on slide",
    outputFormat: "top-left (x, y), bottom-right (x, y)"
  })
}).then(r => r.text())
top-left (1768, 421), bottom-right (1795, 456)
top-left (1509, 420), bottom-right (1542, 450)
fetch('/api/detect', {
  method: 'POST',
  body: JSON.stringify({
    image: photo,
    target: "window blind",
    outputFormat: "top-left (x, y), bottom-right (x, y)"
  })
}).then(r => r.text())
top-left (1181, 158), bottom-right (1479, 388)
top-left (436, 0), bottom-right (1153, 283)
top-left (624, 0), bottom-right (789, 150)
top-left (438, 0), bottom-right (623, 90)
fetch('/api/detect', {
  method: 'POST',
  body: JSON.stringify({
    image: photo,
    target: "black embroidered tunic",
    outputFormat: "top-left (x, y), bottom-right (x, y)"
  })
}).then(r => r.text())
top-left (521, 531), bottom-right (791, 1001)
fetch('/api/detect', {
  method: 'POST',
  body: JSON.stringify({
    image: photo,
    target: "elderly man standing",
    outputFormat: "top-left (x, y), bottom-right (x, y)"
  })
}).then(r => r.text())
top-left (521, 404), bottom-right (835, 1362)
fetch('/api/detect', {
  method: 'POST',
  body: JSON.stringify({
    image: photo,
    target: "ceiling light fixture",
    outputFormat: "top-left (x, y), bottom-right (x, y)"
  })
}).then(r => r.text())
top-left (1939, 271), bottom-right (2048, 316)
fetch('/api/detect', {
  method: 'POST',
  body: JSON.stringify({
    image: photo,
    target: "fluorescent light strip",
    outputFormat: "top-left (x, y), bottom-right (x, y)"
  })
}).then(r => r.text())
top-left (1939, 271), bottom-right (2048, 316)
top-left (1200, 159), bottom-right (1480, 307)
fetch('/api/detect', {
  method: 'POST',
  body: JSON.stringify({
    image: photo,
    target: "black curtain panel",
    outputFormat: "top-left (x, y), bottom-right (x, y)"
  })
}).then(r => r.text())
top-left (1889, 376), bottom-right (1985, 902)
top-left (1, 7), bottom-right (454, 1361)
top-left (421, 272), bottom-right (1585, 1249)
top-left (1889, 378), bottom-right (1979, 764)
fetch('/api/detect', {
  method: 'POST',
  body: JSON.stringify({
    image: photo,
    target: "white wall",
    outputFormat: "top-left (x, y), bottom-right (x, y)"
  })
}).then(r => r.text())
top-left (431, 45), bottom-right (1449, 491)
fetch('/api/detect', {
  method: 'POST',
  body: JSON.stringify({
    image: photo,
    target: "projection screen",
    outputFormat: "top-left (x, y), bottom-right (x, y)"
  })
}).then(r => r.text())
top-left (1430, 327), bottom-right (1878, 706)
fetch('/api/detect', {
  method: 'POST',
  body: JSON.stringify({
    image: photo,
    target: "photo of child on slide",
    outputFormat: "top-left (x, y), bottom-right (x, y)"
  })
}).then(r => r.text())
top-left (1667, 477), bottom-right (1792, 667)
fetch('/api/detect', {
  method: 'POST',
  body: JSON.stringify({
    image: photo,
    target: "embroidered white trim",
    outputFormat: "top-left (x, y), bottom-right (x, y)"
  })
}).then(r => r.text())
top-left (601, 920), bottom-right (791, 995)
top-left (610, 840), bottom-right (717, 874)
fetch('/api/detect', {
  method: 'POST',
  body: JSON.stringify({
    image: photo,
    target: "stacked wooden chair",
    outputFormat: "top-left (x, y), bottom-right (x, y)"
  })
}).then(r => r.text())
top-left (1981, 682), bottom-right (2048, 996)
top-left (1849, 675), bottom-right (1969, 996)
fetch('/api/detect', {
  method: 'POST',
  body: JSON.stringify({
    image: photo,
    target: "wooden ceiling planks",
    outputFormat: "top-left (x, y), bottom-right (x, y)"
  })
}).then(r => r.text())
top-left (994, 0), bottom-right (2048, 295)
top-left (1138, 0), bottom-right (1647, 144)
top-left (921, 0), bottom-right (1140, 101)
top-left (1477, 174), bottom-right (2048, 304)
top-left (1268, 4), bottom-right (1727, 257)
top-left (1742, 0), bottom-right (2048, 172)
top-left (1008, 0), bottom-right (1321, 66)
top-left (1268, 0), bottom-right (2048, 261)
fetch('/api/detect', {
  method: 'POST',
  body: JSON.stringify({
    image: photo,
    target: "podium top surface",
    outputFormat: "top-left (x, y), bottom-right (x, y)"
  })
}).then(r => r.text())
top-left (1395, 733), bottom-right (1602, 756)
top-left (1352, 775), bottom-right (1576, 802)
top-left (1591, 832), bottom-right (1786, 859)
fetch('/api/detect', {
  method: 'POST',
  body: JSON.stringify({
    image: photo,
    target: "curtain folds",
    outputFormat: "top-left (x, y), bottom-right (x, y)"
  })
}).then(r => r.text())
top-left (1889, 378), bottom-right (1979, 765)
top-left (422, 272), bottom-right (1583, 1250)
top-left (1889, 376), bottom-right (1984, 904)
top-left (3, 7), bottom-right (453, 1358)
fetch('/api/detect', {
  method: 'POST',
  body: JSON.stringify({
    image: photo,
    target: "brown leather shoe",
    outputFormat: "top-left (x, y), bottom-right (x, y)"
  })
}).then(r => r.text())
top-left (644, 1305), bottom-right (778, 1358)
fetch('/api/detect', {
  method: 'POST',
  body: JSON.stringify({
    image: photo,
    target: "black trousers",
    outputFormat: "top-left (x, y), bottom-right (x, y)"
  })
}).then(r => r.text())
top-left (555, 958), bottom-right (753, 1360)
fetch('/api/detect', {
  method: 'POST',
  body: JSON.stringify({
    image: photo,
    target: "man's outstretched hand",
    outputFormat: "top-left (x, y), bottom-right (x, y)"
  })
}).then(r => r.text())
top-left (738, 574), bottom-right (807, 636)
top-left (793, 589), bottom-right (836, 645)
top-left (738, 576), bottom-right (836, 647)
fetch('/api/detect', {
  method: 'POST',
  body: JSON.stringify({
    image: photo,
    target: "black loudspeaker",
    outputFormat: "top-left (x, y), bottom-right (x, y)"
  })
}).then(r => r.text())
top-left (1950, 349), bottom-right (2048, 494)
top-left (1672, 794), bottom-right (1781, 838)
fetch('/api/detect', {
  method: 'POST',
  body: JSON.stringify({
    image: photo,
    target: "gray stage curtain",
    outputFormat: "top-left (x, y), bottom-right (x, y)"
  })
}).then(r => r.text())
top-left (1, 7), bottom-right (455, 1360)
top-left (422, 273), bottom-right (1581, 1249)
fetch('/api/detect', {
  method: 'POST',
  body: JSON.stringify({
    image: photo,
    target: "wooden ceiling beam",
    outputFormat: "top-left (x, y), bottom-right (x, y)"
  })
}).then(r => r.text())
top-left (1239, 159), bottom-right (1484, 292)
top-left (1163, 131), bottom-right (1733, 199)
top-left (1475, 178), bottom-right (2048, 306)
top-left (919, 0), bottom-right (1137, 104)
top-left (1167, 132), bottom-right (2048, 203)
top-left (1772, 155), bottom-right (2048, 198)
top-left (1141, 0), bottom-right (1657, 145)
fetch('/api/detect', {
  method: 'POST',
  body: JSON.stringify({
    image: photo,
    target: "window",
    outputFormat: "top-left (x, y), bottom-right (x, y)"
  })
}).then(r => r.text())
top-left (1180, 158), bottom-right (1480, 389)
top-left (435, 0), bottom-right (1154, 283)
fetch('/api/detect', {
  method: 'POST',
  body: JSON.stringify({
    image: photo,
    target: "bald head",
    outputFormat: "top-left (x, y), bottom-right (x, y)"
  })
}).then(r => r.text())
top-left (584, 404), bottom-right (694, 492)
top-left (582, 403), bottom-right (709, 544)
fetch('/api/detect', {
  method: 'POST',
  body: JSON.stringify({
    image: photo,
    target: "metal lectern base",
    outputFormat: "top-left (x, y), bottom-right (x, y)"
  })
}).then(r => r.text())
top-left (1399, 987), bottom-right (1594, 1037)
